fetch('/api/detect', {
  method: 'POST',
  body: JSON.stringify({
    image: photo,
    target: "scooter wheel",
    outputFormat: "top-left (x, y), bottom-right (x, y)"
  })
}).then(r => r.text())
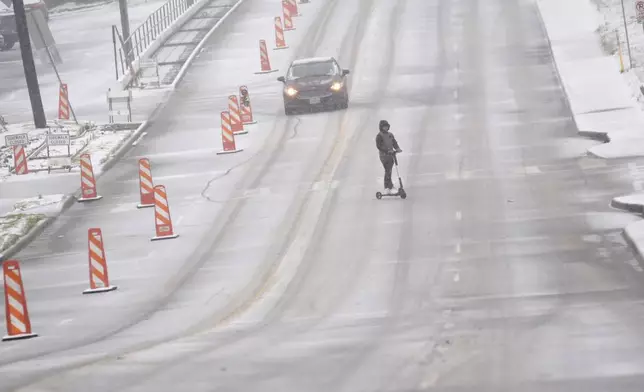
top-left (376, 192), bottom-right (382, 200)
top-left (399, 190), bottom-right (407, 199)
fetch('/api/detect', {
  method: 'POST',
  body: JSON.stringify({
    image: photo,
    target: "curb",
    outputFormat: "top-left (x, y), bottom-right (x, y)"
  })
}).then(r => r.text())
top-left (610, 197), bottom-right (644, 214)
top-left (579, 130), bottom-right (610, 143)
top-left (99, 120), bottom-right (150, 175)
top-left (586, 148), bottom-right (608, 160)
top-left (0, 120), bottom-right (152, 262)
top-left (623, 223), bottom-right (644, 266)
top-left (533, 0), bottom-right (580, 137)
top-left (171, 0), bottom-right (247, 89)
top-left (0, 216), bottom-right (53, 262)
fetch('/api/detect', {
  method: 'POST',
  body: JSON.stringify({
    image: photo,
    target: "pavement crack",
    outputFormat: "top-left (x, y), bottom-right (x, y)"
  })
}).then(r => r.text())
top-left (200, 155), bottom-right (255, 203)
top-left (290, 117), bottom-right (302, 139)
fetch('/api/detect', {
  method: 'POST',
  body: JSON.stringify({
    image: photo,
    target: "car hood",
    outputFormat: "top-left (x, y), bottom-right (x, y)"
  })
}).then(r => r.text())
top-left (287, 75), bottom-right (340, 90)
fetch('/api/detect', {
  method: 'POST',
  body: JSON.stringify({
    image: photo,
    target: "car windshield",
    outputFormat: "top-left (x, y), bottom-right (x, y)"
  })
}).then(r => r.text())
top-left (289, 61), bottom-right (336, 79)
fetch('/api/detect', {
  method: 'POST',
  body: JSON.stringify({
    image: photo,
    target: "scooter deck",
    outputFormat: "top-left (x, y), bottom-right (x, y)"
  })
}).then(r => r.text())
top-left (376, 189), bottom-right (407, 200)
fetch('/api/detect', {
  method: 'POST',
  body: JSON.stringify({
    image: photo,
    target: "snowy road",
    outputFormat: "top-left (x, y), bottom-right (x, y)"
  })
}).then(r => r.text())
top-left (4, 0), bottom-right (644, 390)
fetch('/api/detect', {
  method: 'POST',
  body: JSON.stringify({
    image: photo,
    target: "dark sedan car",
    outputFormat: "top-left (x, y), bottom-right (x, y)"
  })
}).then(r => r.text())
top-left (277, 56), bottom-right (350, 115)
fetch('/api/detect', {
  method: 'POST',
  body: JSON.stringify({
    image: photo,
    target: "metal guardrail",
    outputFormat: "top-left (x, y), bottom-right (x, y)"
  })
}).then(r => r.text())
top-left (112, 0), bottom-right (196, 82)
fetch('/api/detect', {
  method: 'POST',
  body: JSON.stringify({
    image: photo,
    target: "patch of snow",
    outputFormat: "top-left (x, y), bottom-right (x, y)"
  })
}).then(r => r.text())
top-left (0, 122), bottom-right (131, 180)
top-left (0, 213), bottom-right (46, 254)
top-left (613, 192), bottom-right (644, 212)
top-left (83, 130), bottom-right (133, 176)
top-left (12, 194), bottom-right (66, 215)
top-left (589, 137), bottom-right (644, 158)
top-left (0, 193), bottom-right (66, 253)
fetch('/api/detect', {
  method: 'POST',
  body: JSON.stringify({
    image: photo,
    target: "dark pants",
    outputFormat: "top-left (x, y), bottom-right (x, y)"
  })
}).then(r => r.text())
top-left (380, 155), bottom-right (394, 189)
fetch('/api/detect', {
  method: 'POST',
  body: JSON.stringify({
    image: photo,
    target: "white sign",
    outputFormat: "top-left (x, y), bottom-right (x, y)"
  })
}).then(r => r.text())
top-left (637, 1), bottom-right (644, 23)
top-left (4, 133), bottom-right (28, 146)
top-left (47, 133), bottom-right (70, 146)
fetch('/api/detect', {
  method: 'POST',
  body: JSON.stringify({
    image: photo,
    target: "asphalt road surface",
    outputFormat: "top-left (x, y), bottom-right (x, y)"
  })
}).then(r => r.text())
top-left (3, 0), bottom-right (644, 391)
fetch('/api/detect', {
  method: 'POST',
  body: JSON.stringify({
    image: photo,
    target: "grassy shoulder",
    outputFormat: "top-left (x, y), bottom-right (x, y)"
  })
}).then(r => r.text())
top-left (0, 213), bottom-right (47, 254)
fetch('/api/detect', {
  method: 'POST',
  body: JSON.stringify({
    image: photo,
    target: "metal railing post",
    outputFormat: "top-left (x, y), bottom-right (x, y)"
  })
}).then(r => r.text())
top-left (112, 25), bottom-right (119, 81)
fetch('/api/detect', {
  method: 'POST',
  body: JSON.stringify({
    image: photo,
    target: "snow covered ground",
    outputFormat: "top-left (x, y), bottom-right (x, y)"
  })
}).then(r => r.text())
top-left (0, 121), bottom-right (134, 179)
top-left (0, 194), bottom-right (64, 255)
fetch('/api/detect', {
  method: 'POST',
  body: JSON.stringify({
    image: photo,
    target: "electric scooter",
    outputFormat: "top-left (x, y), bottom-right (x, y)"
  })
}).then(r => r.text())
top-left (376, 153), bottom-right (406, 200)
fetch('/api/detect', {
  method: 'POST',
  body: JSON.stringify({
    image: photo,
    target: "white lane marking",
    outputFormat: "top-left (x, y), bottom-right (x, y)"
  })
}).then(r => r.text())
top-left (453, 272), bottom-right (460, 282)
top-left (455, 243), bottom-right (461, 254)
top-left (455, 138), bottom-right (461, 147)
top-left (58, 319), bottom-right (73, 326)
top-left (131, 132), bottom-right (147, 146)
top-left (453, 89), bottom-right (458, 100)
top-left (455, 211), bottom-right (462, 221)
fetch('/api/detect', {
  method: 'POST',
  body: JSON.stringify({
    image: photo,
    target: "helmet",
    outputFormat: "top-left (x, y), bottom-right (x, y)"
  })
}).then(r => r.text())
top-left (379, 120), bottom-right (390, 131)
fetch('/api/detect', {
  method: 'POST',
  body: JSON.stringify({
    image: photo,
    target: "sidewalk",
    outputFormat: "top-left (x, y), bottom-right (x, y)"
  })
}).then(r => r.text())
top-left (537, 0), bottom-right (644, 261)
top-left (537, 0), bottom-right (644, 159)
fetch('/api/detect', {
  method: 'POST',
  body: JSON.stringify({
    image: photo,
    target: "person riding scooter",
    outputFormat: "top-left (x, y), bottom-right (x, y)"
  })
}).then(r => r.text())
top-left (375, 120), bottom-right (402, 195)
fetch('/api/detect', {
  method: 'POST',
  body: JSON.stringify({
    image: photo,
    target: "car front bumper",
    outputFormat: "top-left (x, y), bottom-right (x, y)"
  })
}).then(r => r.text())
top-left (284, 90), bottom-right (346, 109)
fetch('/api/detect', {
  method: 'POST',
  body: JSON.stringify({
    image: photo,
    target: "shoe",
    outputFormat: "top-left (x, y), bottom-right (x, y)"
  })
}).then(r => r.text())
top-left (391, 187), bottom-right (398, 194)
top-left (384, 188), bottom-right (392, 195)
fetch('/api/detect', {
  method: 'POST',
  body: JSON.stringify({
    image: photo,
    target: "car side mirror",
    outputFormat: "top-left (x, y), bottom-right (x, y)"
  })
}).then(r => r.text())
top-left (277, 76), bottom-right (286, 83)
top-left (342, 69), bottom-right (350, 76)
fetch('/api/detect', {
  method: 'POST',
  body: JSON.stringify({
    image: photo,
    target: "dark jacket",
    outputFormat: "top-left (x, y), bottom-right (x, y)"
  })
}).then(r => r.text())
top-left (376, 131), bottom-right (400, 157)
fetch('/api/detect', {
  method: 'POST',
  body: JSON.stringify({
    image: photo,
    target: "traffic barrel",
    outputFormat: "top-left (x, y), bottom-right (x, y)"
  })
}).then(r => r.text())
top-left (287, 0), bottom-right (300, 16)
top-left (283, 0), bottom-right (295, 31)
top-left (13, 145), bottom-right (28, 175)
top-left (151, 185), bottom-right (179, 241)
top-left (77, 153), bottom-right (103, 202)
top-left (255, 40), bottom-right (279, 74)
top-left (58, 83), bottom-right (70, 120)
top-left (2, 260), bottom-right (38, 342)
top-left (137, 158), bottom-right (155, 208)
top-left (228, 95), bottom-right (248, 135)
top-left (217, 111), bottom-right (243, 155)
top-left (83, 228), bottom-right (118, 294)
top-left (274, 16), bottom-right (289, 50)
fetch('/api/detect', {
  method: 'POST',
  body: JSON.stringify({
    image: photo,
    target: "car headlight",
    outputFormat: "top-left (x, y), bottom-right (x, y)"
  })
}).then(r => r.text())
top-left (285, 87), bottom-right (298, 97)
top-left (330, 82), bottom-right (343, 91)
